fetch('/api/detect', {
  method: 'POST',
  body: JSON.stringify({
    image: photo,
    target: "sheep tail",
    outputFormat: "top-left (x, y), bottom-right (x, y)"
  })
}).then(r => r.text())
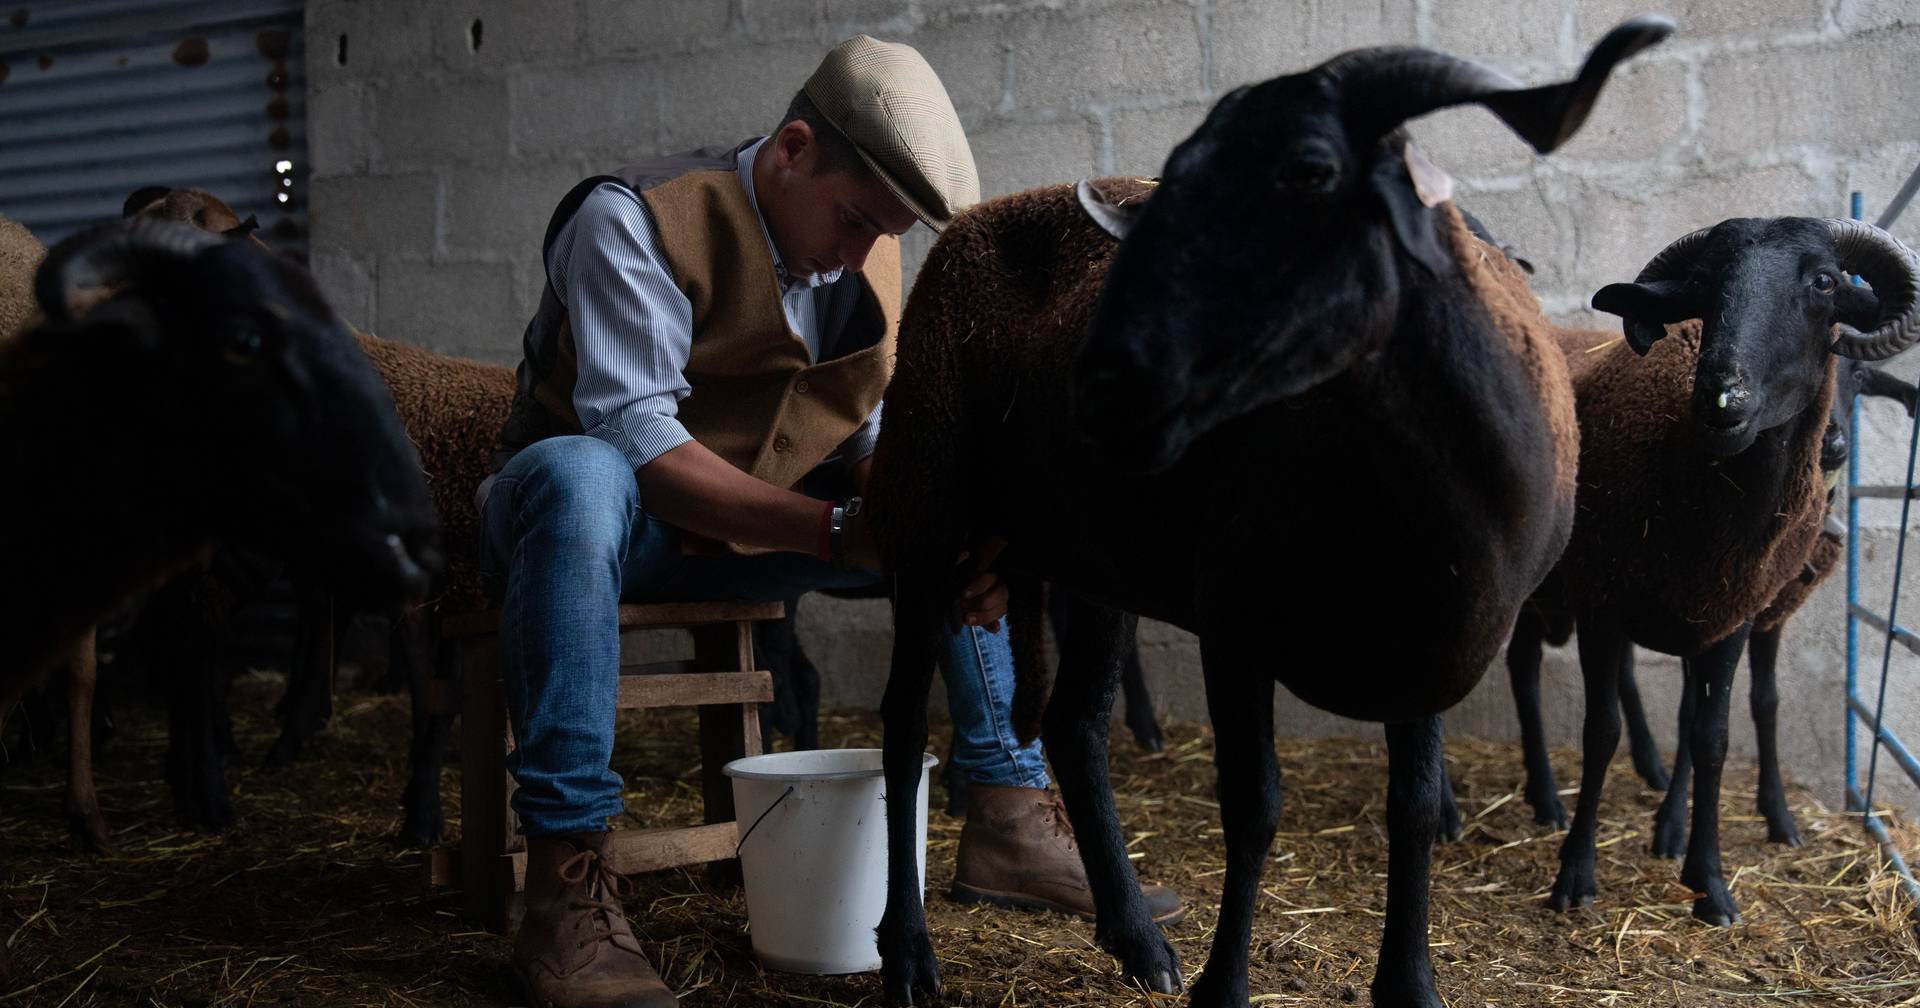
top-left (1007, 573), bottom-right (1051, 746)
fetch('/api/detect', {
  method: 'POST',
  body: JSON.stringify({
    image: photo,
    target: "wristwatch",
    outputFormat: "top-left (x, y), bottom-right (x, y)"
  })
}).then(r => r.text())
top-left (828, 496), bottom-right (864, 567)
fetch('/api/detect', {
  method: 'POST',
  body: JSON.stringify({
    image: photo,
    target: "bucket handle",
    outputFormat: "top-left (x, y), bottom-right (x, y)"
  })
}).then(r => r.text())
top-left (734, 784), bottom-right (796, 857)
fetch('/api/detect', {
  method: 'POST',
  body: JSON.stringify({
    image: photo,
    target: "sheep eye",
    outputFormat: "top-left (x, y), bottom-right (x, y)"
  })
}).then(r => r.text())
top-left (1279, 158), bottom-right (1338, 193)
top-left (224, 327), bottom-right (264, 364)
top-left (1812, 272), bottom-right (1837, 294)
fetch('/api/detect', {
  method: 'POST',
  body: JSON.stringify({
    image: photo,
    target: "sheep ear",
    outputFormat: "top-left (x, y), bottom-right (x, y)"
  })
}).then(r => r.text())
top-left (1834, 276), bottom-right (1882, 331)
top-left (1076, 179), bottom-right (1144, 241)
top-left (122, 185), bottom-right (171, 218)
top-left (1592, 279), bottom-right (1689, 356)
top-left (1372, 154), bottom-right (1450, 277)
top-left (1860, 367), bottom-right (1920, 417)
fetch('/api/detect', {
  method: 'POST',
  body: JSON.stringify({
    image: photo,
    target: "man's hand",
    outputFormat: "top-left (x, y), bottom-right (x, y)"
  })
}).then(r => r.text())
top-left (954, 536), bottom-right (1009, 632)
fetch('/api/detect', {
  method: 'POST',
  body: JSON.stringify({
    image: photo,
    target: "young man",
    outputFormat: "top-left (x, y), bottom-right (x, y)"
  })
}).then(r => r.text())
top-left (482, 36), bottom-right (1181, 1006)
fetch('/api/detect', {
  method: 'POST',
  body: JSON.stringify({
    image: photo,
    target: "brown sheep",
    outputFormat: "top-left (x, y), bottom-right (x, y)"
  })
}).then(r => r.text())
top-left (1529, 216), bottom-right (1920, 927)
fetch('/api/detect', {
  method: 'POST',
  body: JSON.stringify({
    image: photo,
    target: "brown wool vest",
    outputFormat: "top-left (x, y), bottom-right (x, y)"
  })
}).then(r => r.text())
top-left (495, 142), bottom-right (900, 553)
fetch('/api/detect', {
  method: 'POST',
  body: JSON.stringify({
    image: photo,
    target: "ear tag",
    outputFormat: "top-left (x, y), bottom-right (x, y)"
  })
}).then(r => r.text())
top-left (1404, 143), bottom-right (1454, 208)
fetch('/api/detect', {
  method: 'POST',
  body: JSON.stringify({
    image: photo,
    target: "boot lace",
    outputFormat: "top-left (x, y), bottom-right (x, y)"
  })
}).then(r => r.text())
top-left (1039, 792), bottom-right (1077, 852)
top-left (556, 848), bottom-right (636, 951)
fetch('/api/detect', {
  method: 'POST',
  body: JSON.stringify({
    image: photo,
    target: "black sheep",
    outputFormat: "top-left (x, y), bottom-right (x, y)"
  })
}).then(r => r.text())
top-left (868, 19), bottom-right (1672, 1007)
top-left (0, 218), bottom-right (444, 727)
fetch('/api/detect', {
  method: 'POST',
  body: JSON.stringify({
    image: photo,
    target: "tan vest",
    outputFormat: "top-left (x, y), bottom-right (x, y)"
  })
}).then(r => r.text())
top-left (495, 143), bottom-right (900, 550)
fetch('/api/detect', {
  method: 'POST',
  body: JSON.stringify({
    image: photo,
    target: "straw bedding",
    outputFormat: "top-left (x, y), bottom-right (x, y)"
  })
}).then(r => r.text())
top-left (2, 673), bottom-right (1915, 1006)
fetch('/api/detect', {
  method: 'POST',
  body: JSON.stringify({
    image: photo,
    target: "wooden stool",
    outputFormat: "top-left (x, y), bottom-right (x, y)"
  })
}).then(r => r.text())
top-left (438, 600), bottom-right (785, 933)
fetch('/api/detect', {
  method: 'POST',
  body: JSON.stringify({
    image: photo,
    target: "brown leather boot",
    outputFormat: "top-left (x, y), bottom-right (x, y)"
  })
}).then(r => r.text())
top-left (510, 832), bottom-right (677, 1008)
top-left (951, 784), bottom-right (1185, 925)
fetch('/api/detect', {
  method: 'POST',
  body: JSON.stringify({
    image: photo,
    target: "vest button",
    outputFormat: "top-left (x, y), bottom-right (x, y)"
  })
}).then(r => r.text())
top-left (773, 436), bottom-right (791, 453)
top-left (795, 379), bottom-right (810, 394)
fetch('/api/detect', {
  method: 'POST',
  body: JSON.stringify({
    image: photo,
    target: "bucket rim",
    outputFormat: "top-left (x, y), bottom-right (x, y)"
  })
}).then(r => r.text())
top-left (722, 748), bottom-right (938, 782)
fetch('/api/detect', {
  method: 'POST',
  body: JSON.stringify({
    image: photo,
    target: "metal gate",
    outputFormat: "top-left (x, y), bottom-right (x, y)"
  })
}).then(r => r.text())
top-left (1843, 171), bottom-right (1920, 936)
top-left (0, 0), bottom-right (308, 259)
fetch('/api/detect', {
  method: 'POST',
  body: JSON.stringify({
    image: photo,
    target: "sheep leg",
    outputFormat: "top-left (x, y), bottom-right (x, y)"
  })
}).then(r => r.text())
top-left (64, 629), bottom-right (111, 853)
top-left (1434, 720), bottom-right (1463, 843)
top-left (1042, 599), bottom-right (1180, 994)
top-left (398, 609), bottom-right (448, 847)
top-left (1507, 614), bottom-right (1566, 828)
top-left (1184, 634), bottom-right (1279, 1008)
top-left (1371, 715), bottom-right (1448, 1008)
top-left (787, 597), bottom-right (822, 752)
top-left (755, 596), bottom-right (800, 745)
top-left (1649, 674), bottom-right (1697, 859)
top-left (1616, 649), bottom-right (1671, 792)
top-left (1049, 589), bottom-right (1162, 752)
top-left (1680, 625), bottom-right (1747, 926)
top-left (1748, 625), bottom-right (1800, 846)
top-left (265, 587), bottom-right (337, 769)
top-left (877, 569), bottom-right (948, 1007)
top-left (161, 603), bottom-right (237, 832)
top-left (1548, 617), bottom-right (1626, 912)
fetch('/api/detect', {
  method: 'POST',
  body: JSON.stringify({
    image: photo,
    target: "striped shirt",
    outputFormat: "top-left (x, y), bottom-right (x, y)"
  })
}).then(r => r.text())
top-left (547, 137), bottom-right (884, 476)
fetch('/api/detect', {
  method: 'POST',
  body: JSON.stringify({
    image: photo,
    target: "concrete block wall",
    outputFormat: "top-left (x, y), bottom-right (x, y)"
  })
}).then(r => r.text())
top-left (305, 0), bottom-right (1920, 810)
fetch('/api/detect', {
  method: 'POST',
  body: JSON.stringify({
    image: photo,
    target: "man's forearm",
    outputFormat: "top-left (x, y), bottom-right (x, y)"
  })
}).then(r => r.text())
top-left (636, 440), bottom-right (827, 554)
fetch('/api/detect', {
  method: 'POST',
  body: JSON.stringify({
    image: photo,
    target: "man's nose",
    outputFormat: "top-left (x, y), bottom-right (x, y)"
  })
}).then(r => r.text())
top-left (840, 235), bottom-right (879, 273)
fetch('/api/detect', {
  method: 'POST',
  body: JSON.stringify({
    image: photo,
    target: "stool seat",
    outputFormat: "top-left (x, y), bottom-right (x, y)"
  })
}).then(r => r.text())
top-left (439, 600), bottom-right (786, 933)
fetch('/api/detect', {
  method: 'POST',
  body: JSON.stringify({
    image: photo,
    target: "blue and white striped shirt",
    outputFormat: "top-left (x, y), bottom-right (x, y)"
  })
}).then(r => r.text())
top-left (547, 137), bottom-right (884, 476)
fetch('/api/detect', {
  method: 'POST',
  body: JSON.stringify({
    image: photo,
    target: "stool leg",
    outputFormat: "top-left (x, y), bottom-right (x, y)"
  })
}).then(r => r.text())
top-left (693, 622), bottom-right (761, 887)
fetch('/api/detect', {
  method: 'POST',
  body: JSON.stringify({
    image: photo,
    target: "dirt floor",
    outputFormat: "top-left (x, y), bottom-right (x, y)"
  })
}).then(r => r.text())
top-left (2, 672), bottom-right (1918, 1007)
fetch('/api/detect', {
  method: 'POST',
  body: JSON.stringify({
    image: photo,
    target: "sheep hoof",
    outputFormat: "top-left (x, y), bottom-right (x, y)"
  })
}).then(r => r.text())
top-left (1107, 923), bottom-right (1183, 995)
top-left (1649, 809), bottom-right (1687, 859)
top-left (1763, 808), bottom-right (1802, 847)
top-left (877, 909), bottom-right (942, 1007)
top-left (1690, 886), bottom-right (1740, 927)
top-left (1184, 967), bottom-right (1245, 1008)
top-left (1546, 862), bottom-right (1596, 912)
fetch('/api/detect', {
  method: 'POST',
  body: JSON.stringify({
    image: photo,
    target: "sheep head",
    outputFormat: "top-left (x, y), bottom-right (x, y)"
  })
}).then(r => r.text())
top-left (122, 185), bottom-right (262, 241)
top-left (1071, 15), bottom-right (1672, 474)
top-left (31, 217), bottom-right (443, 609)
top-left (1592, 218), bottom-right (1920, 458)
top-left (1821, 359), bottom-right (1918, 472)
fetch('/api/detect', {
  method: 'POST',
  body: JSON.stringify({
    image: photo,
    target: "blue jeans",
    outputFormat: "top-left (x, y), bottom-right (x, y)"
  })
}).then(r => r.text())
top-left (480, 435), bottom-right (1049, 835)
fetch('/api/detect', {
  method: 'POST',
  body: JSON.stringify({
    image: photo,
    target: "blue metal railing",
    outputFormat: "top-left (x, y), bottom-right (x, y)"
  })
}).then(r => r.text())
top-left (1842, 177), bottom-right (1920, 933)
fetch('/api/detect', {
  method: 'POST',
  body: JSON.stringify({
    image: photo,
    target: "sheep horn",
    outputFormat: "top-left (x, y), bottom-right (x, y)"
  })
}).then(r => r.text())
top-left (34, 217), bottom-right (223, 324)
top-left (1606, 225), bottom-right (1713, 354)
top-left (1631, 225), bottom-right (1713, 285)
top-left (1329, 15), bottom-right (1674, 154)
top-left (1822, 218), bottom-right (1920, 361)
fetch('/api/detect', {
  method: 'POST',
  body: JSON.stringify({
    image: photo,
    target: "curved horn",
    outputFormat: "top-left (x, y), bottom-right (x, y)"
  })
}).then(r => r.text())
top-left (34, 217), bottom-right (223, 324)
top-left (1822, 218), bottom-right (1920, 361)
top-left (1600, 225), bottom-right (1712, 354)
top-left (1328, 15), bottom-right (1675, 152)
top-left (1631, 225), bottom-right (1713, 285)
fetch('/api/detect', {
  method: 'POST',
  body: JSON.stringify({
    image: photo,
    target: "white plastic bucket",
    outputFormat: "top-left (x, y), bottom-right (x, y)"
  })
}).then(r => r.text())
top-left (722, 748), bottom-right (937, 974)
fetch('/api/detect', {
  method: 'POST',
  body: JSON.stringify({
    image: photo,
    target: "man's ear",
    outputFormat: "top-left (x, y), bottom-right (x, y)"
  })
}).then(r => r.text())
top-left (1592, 279), bottom-right (1692, 355)
top-left (771, 119), bottom-right (815, 172)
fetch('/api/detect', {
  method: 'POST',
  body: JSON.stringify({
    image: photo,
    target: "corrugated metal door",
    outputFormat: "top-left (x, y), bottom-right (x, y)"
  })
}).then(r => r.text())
top-left (0, 0), bottom-right (308, 260)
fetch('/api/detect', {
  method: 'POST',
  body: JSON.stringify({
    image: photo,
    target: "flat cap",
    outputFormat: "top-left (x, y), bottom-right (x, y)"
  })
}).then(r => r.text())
top-left (804, 35), bottom-right (980, 231)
